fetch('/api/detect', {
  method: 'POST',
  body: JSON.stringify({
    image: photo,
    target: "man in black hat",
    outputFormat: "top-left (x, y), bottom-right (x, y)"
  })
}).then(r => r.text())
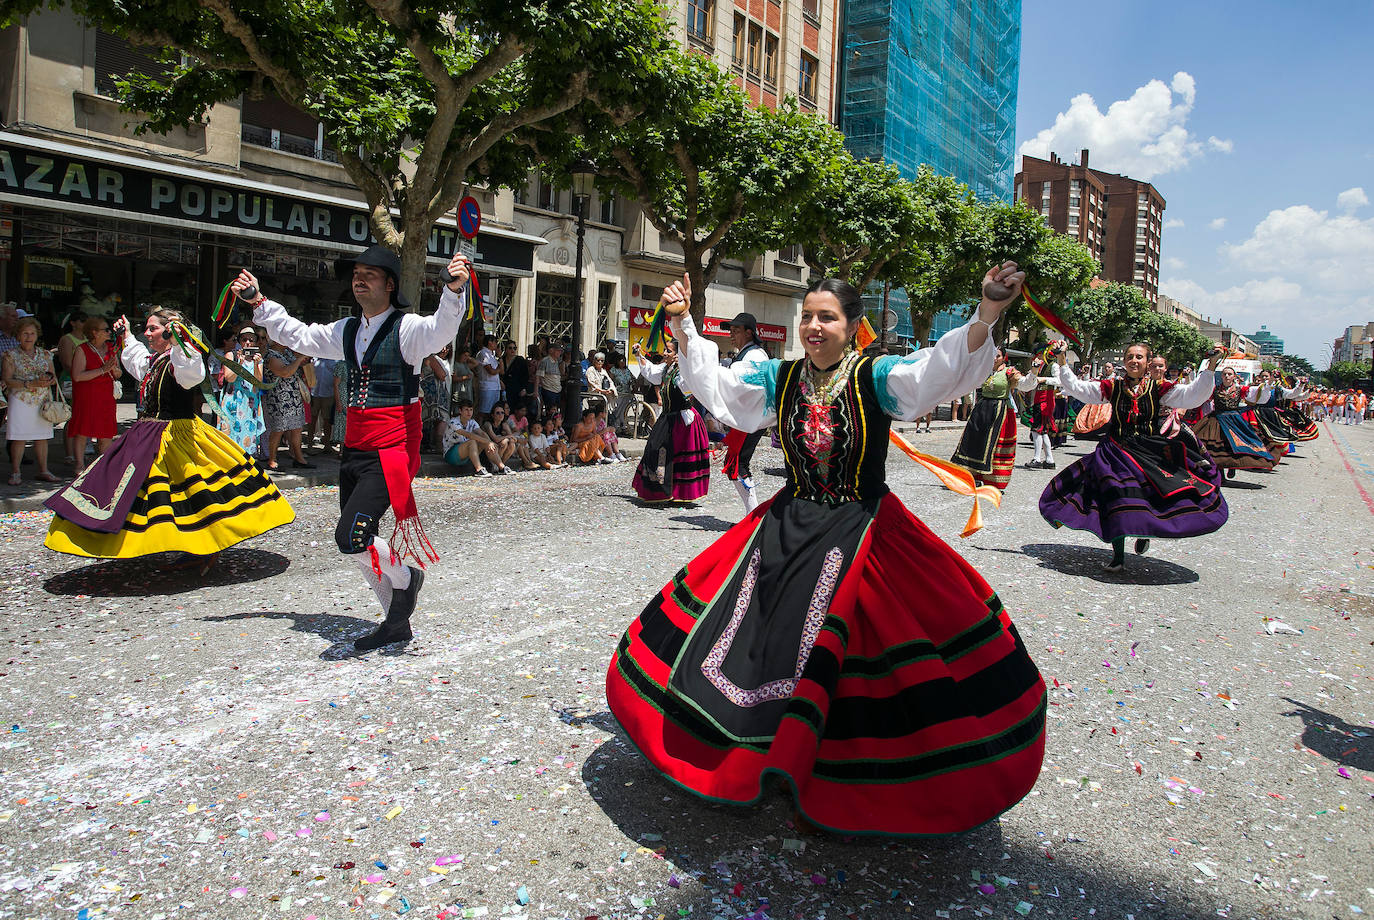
top-left (232, 245), bottom-right (471, 652)
top-left (720, 312), bottom-right (771, 513)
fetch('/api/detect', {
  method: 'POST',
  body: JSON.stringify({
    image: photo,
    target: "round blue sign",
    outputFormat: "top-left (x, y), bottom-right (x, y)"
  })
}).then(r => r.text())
top-left (457, 196), bottom-right (482, 239)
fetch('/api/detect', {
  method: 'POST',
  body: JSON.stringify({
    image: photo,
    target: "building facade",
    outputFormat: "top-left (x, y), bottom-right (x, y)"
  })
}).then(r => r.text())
top-left (1156, 293), bottom-right (1204, 330)
top-left (1015, 149), bottom-right (1166, 304)
top-left (1333, 323), bottom-right (1374, 364)
top-left (1, 3), bottom-right (844, 361)
top-left (838, 0), bottom-right (1022, 345)
top-left (1249, 324), bottom-right (1284, 356)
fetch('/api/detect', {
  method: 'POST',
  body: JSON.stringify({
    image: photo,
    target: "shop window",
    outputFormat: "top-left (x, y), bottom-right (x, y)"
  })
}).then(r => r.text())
top-left (596, 281), bottom-right (616, 341)
top-left (94, 30), bottom-right (173, 97)
top-left (534, 273), bottom-right (576, 344)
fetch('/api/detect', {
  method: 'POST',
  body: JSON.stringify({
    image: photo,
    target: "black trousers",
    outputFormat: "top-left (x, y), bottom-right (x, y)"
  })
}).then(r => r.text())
top-left (335, 448), bottom-right (390, 555)
top-left (731, 430), bottom-right (764, 480)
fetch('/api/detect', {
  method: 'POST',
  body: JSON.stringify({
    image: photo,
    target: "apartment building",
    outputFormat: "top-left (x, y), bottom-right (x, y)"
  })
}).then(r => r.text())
top-left (1016, 149), bottom-right (1166, 304)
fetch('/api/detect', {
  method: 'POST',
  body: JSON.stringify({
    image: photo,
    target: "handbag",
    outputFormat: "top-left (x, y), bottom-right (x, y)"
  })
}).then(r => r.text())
top-left (40, 383), bottom-right (72, 426)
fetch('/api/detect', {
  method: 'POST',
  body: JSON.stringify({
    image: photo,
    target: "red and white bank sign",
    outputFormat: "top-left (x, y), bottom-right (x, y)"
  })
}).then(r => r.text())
top-left (701, 316), bottom-right (788, 343)
top-left (627, 307), bottom-right (787, 354)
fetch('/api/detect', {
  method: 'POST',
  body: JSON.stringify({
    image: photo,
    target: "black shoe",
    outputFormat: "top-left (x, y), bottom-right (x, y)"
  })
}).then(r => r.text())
top-left (1134, 538), bottom-right (1150, 556)
top-left (1026, 460), bottom-right (1043, 469)
top-left (1045, 461), bottom-right (1056, 469)
top-left (354, 566), bottom-right (424, 652)
top-left (292, 459), bottom-right (316, 469)
top-left (1225, 468), bottom-right (1236, 479)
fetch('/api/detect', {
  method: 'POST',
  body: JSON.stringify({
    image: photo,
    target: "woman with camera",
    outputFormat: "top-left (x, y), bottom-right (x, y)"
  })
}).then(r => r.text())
top-left (3, 316), bottom-right (60, 485)
top-left (67, 316), bottom-right (122, 478)
top-left (217, 325), bottom-right (267, 454)
top-left (44, 308), bottom-right (294, 568)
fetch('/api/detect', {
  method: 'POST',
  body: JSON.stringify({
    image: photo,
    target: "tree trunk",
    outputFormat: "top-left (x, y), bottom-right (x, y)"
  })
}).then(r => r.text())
top-left (683, 247), bottom-right (709, 327)
top-left (398, 223), bottom-right (431, 312)
top-left (909, 309), bottom-right (933, 349)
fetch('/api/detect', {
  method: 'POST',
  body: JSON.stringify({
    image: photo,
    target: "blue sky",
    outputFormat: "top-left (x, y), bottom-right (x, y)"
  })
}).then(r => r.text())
top-left (1015, 1), bottom-right (1372, 366)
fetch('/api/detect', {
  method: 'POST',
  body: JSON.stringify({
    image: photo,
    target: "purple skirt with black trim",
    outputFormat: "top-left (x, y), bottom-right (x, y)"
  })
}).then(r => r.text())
top-left (1038, 434), bottom-right (1229, 543)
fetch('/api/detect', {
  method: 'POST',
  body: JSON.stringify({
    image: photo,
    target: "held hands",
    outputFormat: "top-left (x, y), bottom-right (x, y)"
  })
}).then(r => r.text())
top-left (231, 270), bottom-right (265, 305)
top-left (112, 316), bottom-right (129, 339)
top-left (659, 273), bottom-right (691, 317)
top-left (443, 252), bottom-right (471, 293)
top-left (1205, 345), bottom-right (1227, 370)
top-left (978, 261), bottom-right (1027, 320)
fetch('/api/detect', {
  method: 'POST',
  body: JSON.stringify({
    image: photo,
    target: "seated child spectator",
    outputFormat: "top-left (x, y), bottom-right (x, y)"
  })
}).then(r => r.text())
top-left (594, 407), bottom-right (628, 462)
top-left (442, 400), bottom-right (512, 477)
top-left (570, 408), bottom-right (613, 465)
top-left (499, 404), bottom-right (538, 470)
top-left (526, 419), bottom-right (566, 469)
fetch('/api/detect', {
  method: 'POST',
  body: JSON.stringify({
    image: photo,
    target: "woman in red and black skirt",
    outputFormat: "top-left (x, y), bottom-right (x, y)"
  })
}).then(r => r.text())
top-left (607, 267), bottom-right (1046, 837)
top-left (67, 316), bottom-right (122, 477)
top-left (950, 348), bottom-right (1036, 489)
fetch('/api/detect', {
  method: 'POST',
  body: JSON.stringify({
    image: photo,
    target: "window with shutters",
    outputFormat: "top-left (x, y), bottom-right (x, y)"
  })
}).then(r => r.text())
top-left (94, 30), bottom-right (173, 98)
top-left (240, 91), bottom-right (337, 162)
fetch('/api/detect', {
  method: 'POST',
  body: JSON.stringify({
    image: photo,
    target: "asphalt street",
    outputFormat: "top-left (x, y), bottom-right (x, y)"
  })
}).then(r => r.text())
top-left (0, 421), bottom-right (1370, 920)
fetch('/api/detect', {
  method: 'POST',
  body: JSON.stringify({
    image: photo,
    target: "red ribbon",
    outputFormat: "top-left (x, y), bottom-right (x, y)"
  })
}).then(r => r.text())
top-left (345, 403), bottom-right (438, 567)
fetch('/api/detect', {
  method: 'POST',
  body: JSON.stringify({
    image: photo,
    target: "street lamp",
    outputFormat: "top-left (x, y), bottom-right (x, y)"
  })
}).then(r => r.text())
top-left (562, 157), bottom-right (597, 431)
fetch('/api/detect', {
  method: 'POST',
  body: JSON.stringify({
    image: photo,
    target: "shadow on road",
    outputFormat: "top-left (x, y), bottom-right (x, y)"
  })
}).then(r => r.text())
top-left (43, 549), bottom-right (291, 596)
top-left (969, 543), bottom-right (1200, 585)
top-left (667, 514), bottom-right (735, 533)
top-left (1281, 698), bottom-right (1373, 772)
top-left (1220, 478), bottom-right (1267, 490)
top-left (199, 609), bottom-right (411, 660)
top-left (577, 727), bottom-right (1238, 920)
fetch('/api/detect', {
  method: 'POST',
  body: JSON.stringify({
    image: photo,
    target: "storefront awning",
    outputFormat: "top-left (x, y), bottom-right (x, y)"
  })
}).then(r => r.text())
top-left (0, 131), bottom-right (540, 277)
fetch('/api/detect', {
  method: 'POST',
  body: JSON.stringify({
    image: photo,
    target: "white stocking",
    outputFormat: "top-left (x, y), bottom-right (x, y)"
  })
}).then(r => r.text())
top-left (734, 478), bottom-right (760, 513)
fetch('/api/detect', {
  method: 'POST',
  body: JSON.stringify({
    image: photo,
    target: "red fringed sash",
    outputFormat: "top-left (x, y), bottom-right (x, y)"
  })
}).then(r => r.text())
top-left (346, 403), bottom-right (439, 567)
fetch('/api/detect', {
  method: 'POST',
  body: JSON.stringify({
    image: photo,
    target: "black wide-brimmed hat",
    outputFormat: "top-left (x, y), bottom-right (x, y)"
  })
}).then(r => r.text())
top-left (724, 311), bottom-right (757, 332)
top-left (335, 245), bottom-right (410, 307)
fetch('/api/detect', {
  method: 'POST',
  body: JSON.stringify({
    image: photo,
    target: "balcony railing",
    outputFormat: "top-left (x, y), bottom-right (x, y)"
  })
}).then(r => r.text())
top-left (242, 123), bottom-right (339, 163)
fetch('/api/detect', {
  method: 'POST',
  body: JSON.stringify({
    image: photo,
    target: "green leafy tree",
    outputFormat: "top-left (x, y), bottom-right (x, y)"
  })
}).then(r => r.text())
top-left (1278, 354), bottom-right (1315, 378)
top-left (1326, 360), bottom-right (1371, 387)
top-left (1, 0), bottom-right (672, 299)
top-left (1126, 310), bottom-right (1216, 367)
top-left (552, 53), bottom-right (838, 317)
top-left (1065, 282), bottom-right (1152, 363)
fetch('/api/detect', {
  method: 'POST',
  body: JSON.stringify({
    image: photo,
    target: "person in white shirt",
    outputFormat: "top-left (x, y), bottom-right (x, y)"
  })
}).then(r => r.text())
top-left (233, 245), bottom-right (470, 652)
top-left (718, 312), bottom-right (770, 512)
top-left (475, 334), bottom-right (502, 418)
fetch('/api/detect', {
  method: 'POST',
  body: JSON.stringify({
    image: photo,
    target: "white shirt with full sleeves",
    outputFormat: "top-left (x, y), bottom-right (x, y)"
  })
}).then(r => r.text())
top-left (671, 313), bottom-right (996, 431)
top-left (1053, 362), bottom-right (1215, 410)
top-left (121, 338), bottom-right (205, 390)
top-left (1014, 371), bottom-right (1040, 393)
top-left (252, 286), bottom-right (465, 375)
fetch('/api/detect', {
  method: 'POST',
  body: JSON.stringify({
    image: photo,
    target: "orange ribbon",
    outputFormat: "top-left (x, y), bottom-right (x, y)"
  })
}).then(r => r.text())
top-left (888, 430), bottom-right (1002, 537)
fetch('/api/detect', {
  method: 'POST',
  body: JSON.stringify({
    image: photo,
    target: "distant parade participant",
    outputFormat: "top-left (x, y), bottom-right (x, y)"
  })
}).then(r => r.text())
top-left (1246, 370), bottom-right (1302, 445)
top-left (1024, 355), bottom-right (1062, 470)
top-left (950, 347), bottom-right (1035, 489)
top-left (718, 313), bottom-right (770, 512)
top-left (1192, 366), bottom-right (1281, 477)
top-left (234, 246), bottom-right (470, 652)
top-left (609, 266), bottom-right (1047, 837)
top-left (1039, 341), bottom-right (1229, 573)
top-left (1275, 376), bottom-right (1318, 441)
top-left (45, 309), bottom-right (294, 570)
top-left (630, 339), bottom-right (711, 504)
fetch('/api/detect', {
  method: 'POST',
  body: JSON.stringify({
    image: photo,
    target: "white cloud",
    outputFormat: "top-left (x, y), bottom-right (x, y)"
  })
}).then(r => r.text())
top-left (1162, 201), bottom-right (1374, 362)
top-left (1337, 187), bottom-right (1368, 211)
top-left (1208, 218), bottom-right (1227, 230)
top-left (1223, 205), bottom-right (1374, 293)
top-left (1163, 256), bottom-right (1187, 271)
top-left (1018, 72), bottom-right (1231, 180)
top-left (1164, 218), bottom-right (1185, 229)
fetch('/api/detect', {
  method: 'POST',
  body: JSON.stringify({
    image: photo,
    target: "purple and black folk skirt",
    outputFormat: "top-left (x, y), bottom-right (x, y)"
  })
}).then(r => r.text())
top-left (1038, 433), bottom-right (1228, 543)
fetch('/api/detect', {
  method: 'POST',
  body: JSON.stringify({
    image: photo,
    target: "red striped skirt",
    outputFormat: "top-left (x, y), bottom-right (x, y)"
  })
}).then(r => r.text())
top-left (606, 491), bottom-right (1046, 835)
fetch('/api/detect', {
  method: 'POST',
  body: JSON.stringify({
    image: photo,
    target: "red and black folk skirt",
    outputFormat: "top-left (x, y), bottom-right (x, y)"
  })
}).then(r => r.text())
top-left (606, 489), bottom-right (1047, 836)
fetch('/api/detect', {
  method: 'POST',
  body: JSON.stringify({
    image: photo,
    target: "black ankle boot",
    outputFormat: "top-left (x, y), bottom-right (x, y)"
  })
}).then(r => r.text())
top-left (354, 566), bottom-right (424, 652)
top-left (1134, 538), bottom-right (1150, 556)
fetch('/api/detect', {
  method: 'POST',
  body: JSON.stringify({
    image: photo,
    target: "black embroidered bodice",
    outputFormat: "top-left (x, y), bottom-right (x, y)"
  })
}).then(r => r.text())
top-left (1212, 385), bottom-right (1244, 412)
top-left (1107, 377), bottom-right (1169, 440)
top-left (776, 356), bottom-right (890, 506)
top-left (140, 354), bottom-right (198, 420)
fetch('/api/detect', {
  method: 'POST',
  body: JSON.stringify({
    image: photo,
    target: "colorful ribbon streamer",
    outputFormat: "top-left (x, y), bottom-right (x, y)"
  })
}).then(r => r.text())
top-left (210, 282), bottom-right (238, 329)
top-left (1022, 285), bottom-right (1081, 345)
top-left (888, 430), bottom-right (1003, 537)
